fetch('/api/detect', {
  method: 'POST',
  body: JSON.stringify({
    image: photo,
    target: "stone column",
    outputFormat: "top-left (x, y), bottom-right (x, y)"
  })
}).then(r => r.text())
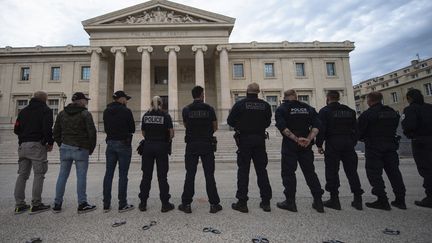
top-left (192, 45), bottom-right (208, 88)
top-left (216, 45), bottom-right (232, 124)
top-left (87, 47), bottom-right (103, 128)
top-left (110, 46), bottom-right (127, 91)
top-left (164, 45), bottom-right (180, 121)
top-left (137, 46), bottom-right (153, 116)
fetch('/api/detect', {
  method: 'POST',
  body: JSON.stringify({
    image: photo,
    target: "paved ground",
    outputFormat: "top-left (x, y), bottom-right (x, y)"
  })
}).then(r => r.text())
top-left (0, 158), bottom-right (431, 242)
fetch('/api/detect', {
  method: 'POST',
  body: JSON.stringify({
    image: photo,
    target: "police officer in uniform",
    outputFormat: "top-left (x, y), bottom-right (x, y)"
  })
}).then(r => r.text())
top-left (227, 83), bottom-right (273, 213)
top-left (138, 96), bottom-right (175, 213)
top-left (316, 90), bottom-right (364, 210)
top-left (275, 89), bottom-right (325, 213)
top-left (178, 86), bottom-right (222, 214)
top-left (402, 89), bottom-right (432, 208)
top-left (358, 91), bottom-right (406, 210)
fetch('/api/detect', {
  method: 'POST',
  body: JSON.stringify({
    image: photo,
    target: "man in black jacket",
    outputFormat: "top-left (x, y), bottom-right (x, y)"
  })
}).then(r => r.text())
top-left (13, 91), bottom-right (53, 215)
top-left (52, 92), bottom-right (97, 214)
top-left (227, 83), bottom-right (273, 213)
top-left (402, 89), bottom-right (432, 208)
top-left (358, 92), bottom-right (406, 210)
top-left (316, 90), bottom-right (364, 211)
top-left (103, 90), bottom-right (136, 213)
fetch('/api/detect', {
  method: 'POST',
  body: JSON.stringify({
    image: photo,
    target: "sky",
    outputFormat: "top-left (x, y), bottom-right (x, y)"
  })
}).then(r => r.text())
top-left (1, 0), bottom-right (431, 84)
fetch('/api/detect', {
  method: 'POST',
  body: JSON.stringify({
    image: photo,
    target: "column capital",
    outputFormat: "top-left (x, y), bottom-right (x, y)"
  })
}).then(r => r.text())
top-left (110, 46), bottom-right (127, 54)
top-left (164, 45), bottom-right (180, 53)
top-left (216, 44), bottom-right (232, 52)
top-left (192, 45), bottom-right (208, 53)
top-left (86, 47), bottom-right (103, 54)
top-left (137, 46), bottom-right (153, 53)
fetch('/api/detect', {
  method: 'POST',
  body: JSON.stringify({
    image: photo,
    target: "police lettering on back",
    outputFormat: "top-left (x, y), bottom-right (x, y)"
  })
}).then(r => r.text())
top-left (143, 115), bottom-right (164, 125)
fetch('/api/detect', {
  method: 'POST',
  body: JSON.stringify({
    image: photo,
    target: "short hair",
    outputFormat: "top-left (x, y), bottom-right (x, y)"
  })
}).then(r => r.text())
top-left (191, 86), bottom-right (204, 99)
top-left (367, 92), bottom-right (383, 103)
top-left (326, 90), bottom-right (340, 101)
top-left (284, 89), bottom-right (297, 98)
top-left (246, 82), bottom-right (260, 94)
top-left (406, 88), bottom-right (424, 104)
top-left (33, 91), bottom-right (48, 100)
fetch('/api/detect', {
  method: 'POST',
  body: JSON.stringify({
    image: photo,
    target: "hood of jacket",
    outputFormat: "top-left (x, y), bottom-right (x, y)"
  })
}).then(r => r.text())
top-left (64, 103), bottom-right (87, 115)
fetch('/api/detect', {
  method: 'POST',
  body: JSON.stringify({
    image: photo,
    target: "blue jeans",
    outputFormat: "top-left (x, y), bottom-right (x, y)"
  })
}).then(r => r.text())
top-left (103, 140), bottom-right (132, 207)
top-left (54, 144), bottom-right (89, 205)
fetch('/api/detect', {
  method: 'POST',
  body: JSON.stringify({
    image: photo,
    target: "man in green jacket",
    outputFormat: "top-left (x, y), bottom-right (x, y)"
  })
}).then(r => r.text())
top-left (52, 92), bottom-right (97, 214)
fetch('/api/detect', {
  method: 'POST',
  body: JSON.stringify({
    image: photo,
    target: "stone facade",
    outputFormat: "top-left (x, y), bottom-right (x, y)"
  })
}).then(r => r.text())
top-left (354, 58), bottom-right (432, 114)
top-left (0, 0), bottom-right (355, 128)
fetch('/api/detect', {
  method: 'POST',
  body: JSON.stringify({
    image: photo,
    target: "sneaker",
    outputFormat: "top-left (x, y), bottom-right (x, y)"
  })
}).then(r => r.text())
top-left (210, 204), bottom-right (223, 214)
top-left (52, 203), bottom-right (62, 213)
top-left (139, 202), bottom-right (147, 212)
top-left (391, 197), bottom-right (407, 210)
top-left (276, 200), bottom-right (297, 212)
top-left (414, 197), bottom-right (432, 208)
top-left (161, 202), bottom-right (175, 213)
top-left (119, 204), bottom-right (134, 213)
top-left (231, 201), bottom-right (248, 213)
top-left (312, 198), bottom-right (325, 213)
top-left (14, 204), bottom-right (30, 215)
top-left (178, 203), bottom-right (192, 214)
top-left (323, 197), bottom-right (341, 210)
top-left (78, 202), bottom-right (97, 214)
top-left (103, 204), bottom-right (111, 213)
top-left (29, 203), bottom-right (51, 215)
top-left (366, 198), bottom-right (391, 211)
top-left (351, 195), bottom-right (363, 210)
top-left (259, 202), bottom-right (271, 212)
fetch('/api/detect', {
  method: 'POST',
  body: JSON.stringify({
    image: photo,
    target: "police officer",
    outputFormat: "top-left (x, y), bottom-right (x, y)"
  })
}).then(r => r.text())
top-left (227, 83), bottom-right (273, 213)
top-left (358, 91), bottom-right (406, 210)
top-left (138, 96), bottom-right (175, 213)
top-left (178, 86), bottom-right (222, 214)
top-left (401, 89), bottom-right (432, 208)
top-left (316, 90), bottom-right (364, 211)
top-left (275, 89), bottom-right (325, 213)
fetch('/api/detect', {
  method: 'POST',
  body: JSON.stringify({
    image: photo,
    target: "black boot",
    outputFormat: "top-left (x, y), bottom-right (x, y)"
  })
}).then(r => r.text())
top-left (161, 202), bottom-right (175, 213)
top-left (366, 197), bottom-right (391, 211)
top-left (323, 194), bottom-right (341, 210)
top-left (414, 197), bottom-right (432, 209)
top-left (231, 201), bottom-right (248, 213)
top-left (178, 203), bottom-right (192, 214)
top-left (259, 201), bottom-right (271, 212)
top-left (276, 199), bottom-right (297, 212)
top-left (312, 197), bottom-right (325, 213)
top-left (391, 197), bottom-right (407, 210)
top-left (139, 201), bottom-right (147, 212)
top-left (351, 194), bottom-right (363, 210)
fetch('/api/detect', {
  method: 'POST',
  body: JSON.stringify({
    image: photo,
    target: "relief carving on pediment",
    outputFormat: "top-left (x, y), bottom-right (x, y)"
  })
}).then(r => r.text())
top-left (108, 7), bottom-right (212, 24)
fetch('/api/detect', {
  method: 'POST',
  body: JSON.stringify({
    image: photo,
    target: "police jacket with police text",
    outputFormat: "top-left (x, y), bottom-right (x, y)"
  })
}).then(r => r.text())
top-left (227, 93), bottom-right (272, 135)
top-left (141, 109), bottom-right (173, 142)
top-left (275, 100), bottom-right (321, 139)
top-left (316, 102), bottom-right (358, 147)
top-left (358, 103), bottom-right (399, 141)
top-left (402, 101), bottom-right (432, 139)
top-left (182, 100), bottom-right (216, 142)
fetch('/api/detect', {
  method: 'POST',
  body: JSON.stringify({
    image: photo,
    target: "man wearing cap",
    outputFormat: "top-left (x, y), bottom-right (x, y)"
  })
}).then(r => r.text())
top-left (52, 92), bottom-right (97, 214)
top-left (227, 82), bottom-right (273, 213)
top-left (103, 90), bottom-right (136, 212)
top-left (13, 90), bottom-right (54, 215)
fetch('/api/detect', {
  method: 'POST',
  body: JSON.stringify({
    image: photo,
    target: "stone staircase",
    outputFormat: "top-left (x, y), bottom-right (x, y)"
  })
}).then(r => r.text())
top-left (0, 127), bottom-right (365, 164)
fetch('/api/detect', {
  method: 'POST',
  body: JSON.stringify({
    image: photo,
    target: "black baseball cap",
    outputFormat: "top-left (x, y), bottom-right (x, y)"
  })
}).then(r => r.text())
top-left (113, 90), bottom-right (131, 100)
top-left (72, 92), bottom-right (90, 101)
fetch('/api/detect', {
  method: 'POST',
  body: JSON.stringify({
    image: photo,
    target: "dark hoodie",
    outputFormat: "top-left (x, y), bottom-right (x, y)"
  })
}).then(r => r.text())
top-left (53, 103), bottom-right (97, 154)
top-left (14, 98), bottom-right (54, 145)
top-left (402, 89), bottom-right (432, 139)
top-left (103, 102), bottom-right (135, 141)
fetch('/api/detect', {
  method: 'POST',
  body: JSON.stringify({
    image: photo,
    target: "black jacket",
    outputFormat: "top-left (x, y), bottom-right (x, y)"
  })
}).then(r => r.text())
top-left (53, 104), bottom-right (97, 154)
top-left (358, 103), bottom-right (400, 141)
top-left (14, 98), bottom-right (54, 145)
top-left (103, 102), bottom-right (135, 141)
top-left (402, 100), bottom-right (432, 139)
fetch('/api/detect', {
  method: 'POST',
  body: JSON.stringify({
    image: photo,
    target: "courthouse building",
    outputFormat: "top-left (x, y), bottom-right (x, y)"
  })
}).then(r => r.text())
top-left (0, 0), bottom-right (356, 128)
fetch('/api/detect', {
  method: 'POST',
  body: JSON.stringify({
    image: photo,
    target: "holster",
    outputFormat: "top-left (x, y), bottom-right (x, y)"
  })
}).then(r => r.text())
top-left (137, 139), bottom-right (145, 155)
top-left (211, 136), bottom-right (217, 152)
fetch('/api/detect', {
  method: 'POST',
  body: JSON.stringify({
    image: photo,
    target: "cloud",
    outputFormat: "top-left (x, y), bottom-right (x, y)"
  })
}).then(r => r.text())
top-left (1, 0), bottom-right (431, 84)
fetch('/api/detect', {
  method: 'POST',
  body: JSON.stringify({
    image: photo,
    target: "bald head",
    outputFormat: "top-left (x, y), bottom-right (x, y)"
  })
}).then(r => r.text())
top-left (247, 82), bottom-right (260, 94)
top-left (284, 89), bottom-right (297, 101)
top-left (33, 91), bottom-right (48, 103)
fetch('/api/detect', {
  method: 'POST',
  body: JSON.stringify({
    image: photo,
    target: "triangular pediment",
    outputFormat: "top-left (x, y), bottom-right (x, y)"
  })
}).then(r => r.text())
top-left (82, 0), bottom-right (235, 26)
